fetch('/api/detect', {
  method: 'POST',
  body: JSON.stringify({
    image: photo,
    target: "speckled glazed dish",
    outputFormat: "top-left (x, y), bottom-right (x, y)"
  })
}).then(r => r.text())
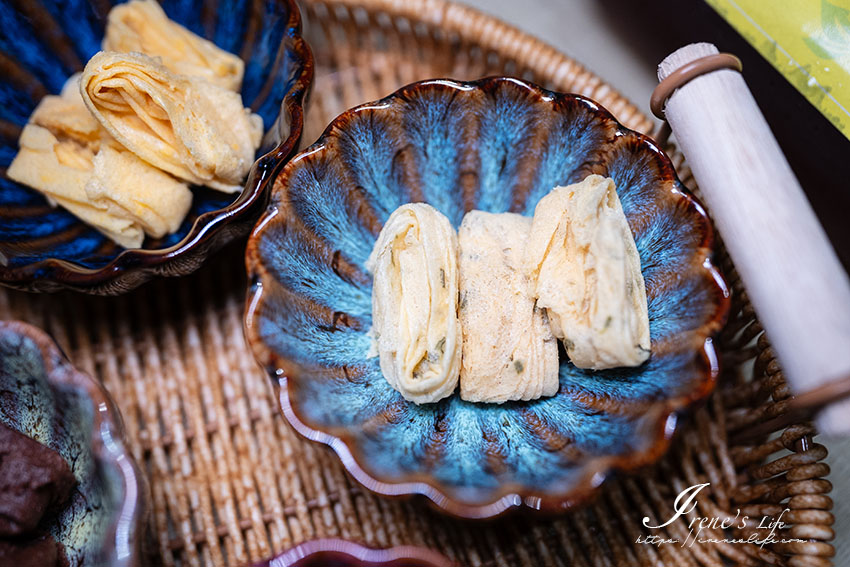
top-left (0, 320), bottom-right (146, 565)
top-left (0, 0), bottom-right (312, 294)
top-left (245, 77), bottom-right (730, 518)
top-left (259, 539), bottom-right (455, 567)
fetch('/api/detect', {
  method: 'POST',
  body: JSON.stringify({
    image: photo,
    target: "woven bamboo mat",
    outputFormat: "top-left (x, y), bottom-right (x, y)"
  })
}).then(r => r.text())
top-left (0, 0), bottom-right (835, 565)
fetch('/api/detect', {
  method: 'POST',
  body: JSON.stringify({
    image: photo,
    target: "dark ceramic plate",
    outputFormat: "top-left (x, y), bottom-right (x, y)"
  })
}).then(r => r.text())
top-left (0, 0), bottom-right (312, 294)
top-left (0, 320), bottom-right (146, 566)
top-left (245, 77), bottom-right (730, 518)
top-left (258, 539), bottom-right (454, 567)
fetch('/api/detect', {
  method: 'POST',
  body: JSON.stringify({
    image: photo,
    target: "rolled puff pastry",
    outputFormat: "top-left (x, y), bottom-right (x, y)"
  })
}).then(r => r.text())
top-left (458, 211), bottom-right (559, 403)
top-left (30, 74), bottom-right (103, 148)
top-left (103, 0), bottom-right (244, 91)
top-left (8, 74), bottom-right (141, 248)
top-left (80, 51), bottom-right (263, 193)
top-left (7, 124), bottom-right (144, 249)
top-left (365, 203), bottom-right (461, 405)
top-left (86, 145), bottom-right (193, 238)
top-left (7, 72), bottom-right (193, 248)
top-left (525, 174), bottom-right (650, 370)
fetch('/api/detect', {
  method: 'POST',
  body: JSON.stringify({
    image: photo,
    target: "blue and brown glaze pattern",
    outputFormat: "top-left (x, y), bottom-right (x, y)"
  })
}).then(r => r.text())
top-left (245, 78), bottom-right (730, 518)
top-left (0, 0), bottom-right (313, 294)
top-left (0, 320), bottom-right (145, 566)
top-left (258, 539), bottom-right (454, 567)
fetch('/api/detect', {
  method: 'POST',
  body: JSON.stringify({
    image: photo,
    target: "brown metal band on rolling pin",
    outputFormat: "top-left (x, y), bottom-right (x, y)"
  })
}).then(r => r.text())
top-left (650, 53), bottom-right (742, 145)
top-left (650, 53), bottom-right (742, 119)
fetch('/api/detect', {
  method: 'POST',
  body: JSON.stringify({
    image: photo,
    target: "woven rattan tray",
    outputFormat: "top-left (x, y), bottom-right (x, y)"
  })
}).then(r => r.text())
top-left (0, 0), bottom-right (835, 565)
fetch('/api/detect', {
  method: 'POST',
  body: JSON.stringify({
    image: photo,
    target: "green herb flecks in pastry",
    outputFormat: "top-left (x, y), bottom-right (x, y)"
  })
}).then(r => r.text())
top-left (366, 203), bottom-right (461, 404)
top-left (458, 210), bottom-right (559, 403)
top-left (525, 174), bottom-right (650, 370)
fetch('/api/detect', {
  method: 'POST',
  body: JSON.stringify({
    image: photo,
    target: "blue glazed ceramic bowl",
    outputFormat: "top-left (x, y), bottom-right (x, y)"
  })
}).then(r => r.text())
top-left (245, 77), bottom-right (730, 518)
top-left (259, 539), bottom-right (455, 567)
top-left (0, 320), bottom-right (146, 566)
top-left (0, 0), bottom-right (312, 294)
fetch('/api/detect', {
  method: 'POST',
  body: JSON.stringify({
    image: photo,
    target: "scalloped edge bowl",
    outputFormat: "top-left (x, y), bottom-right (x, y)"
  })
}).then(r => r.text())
top-left (245, 77), bottom-right (730, 519)
top-left (0, 320), bottom-right (147, 566)
top-left (258, 539), bottom-right (455, 567)
top-left (0, 0), bottom-right (313, 295)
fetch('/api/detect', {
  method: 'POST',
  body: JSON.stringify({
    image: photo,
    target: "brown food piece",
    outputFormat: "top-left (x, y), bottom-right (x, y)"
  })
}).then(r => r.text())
top-left (0, 533), bottom-right (68, 567)
top-left (0, 423), bottom-right (75, 536)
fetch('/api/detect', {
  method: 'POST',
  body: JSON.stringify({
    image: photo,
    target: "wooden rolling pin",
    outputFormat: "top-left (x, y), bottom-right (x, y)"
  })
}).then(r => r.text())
top-left (654, 42), bottom-right (850, 436)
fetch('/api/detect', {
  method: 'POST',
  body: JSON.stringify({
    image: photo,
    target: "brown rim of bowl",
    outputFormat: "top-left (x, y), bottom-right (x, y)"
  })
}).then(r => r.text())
top-left (259, 539), bottom-right (456, 567)
top-left (244, 76), bottom-right (731, 520)
top-left (0, 319), bottom-right (147, 566)
top-left (0, 0), bottom-right (314, 294)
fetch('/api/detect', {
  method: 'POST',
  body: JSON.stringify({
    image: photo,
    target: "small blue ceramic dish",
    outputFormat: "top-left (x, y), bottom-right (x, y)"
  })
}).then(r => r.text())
top-left (0, 320), bottom-right (146, 566)
top-left (0, 0), bottom-right (312, 294)
top-left (259, 539), bottom-right (455, 567)
top-left (245, 77), bottom-right (730, 518)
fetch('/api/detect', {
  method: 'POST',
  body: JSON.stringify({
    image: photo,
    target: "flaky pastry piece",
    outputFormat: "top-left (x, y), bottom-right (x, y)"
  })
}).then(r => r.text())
top-left (103, 0), bottom-right (244, 91)
top-left (366, 203), bottom-right (461, 405)
top-left (8, 124), bottom-right (144, 249)
top-left (87, 145), bottom-right (192, 239)
top-left (458, 211), bottom-right (559, 403)
top-left (31, 73), bottom-right (103, 147)
top-left (7, 74), bottom-right (193, 248)
top-left (80, 51), bottom-right (263, 193)
top-left (525, 174), bottom-right (650, 370)
top-left (8, 75), bottom-right (140, 247)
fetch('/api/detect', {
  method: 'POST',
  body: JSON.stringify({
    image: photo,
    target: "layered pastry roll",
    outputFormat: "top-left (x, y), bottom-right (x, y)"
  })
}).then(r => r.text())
top-left (86, 145), bottom-right (192, 239)
top-left (103, 0), bottom-right (244, 91)
top-left (366, 204), bottom-right (461, 405)
top-left (80, 51), bottom-right (263, 193)
top-left (7, 74), bottom-right (193, 248)
top-left (7, 124), bottom-right (144, 249)
top-left (30, 74), bottom-right (103, 148)
top-left (8, 76), bottom-right (142, 248)
top-left (525, 175), bottom-right (650, 370)
top-left (458, 211), bottom-right (559, 403)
